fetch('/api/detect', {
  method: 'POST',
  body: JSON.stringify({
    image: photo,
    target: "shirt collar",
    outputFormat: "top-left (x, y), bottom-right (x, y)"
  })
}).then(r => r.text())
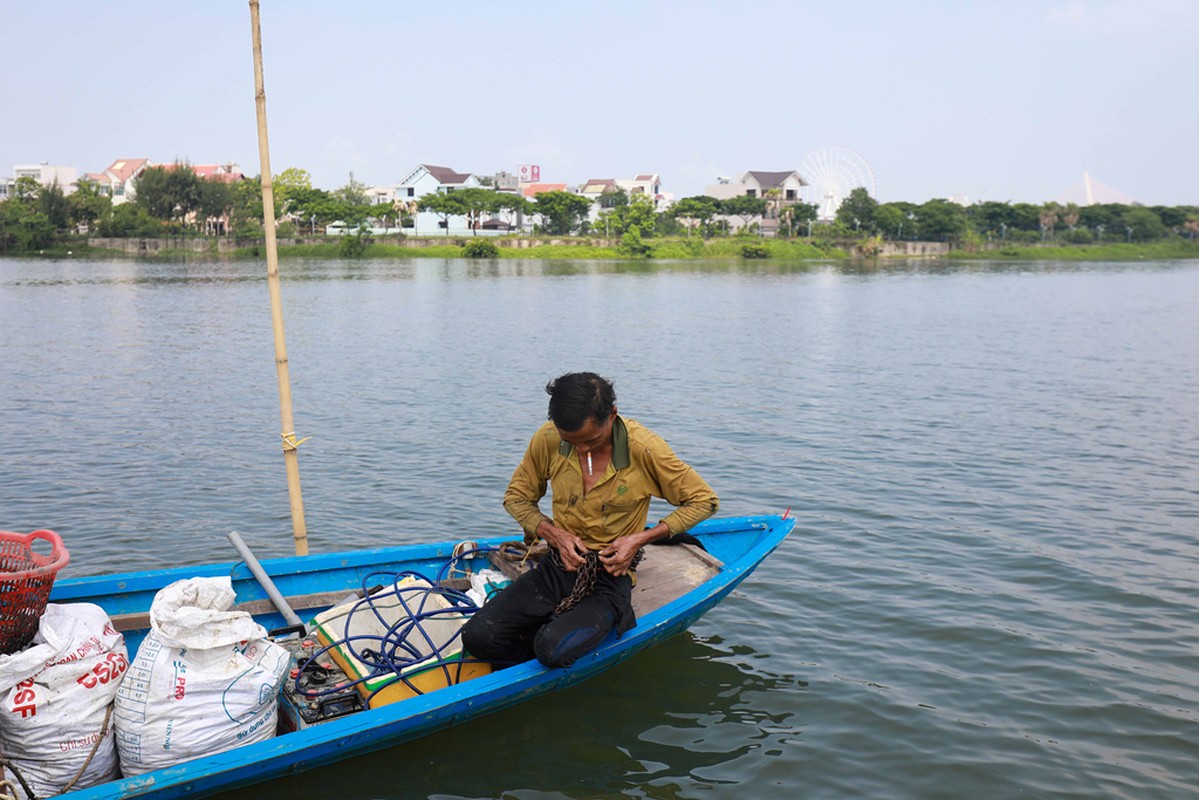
top-left (557, 415), bottom-right (630, 470)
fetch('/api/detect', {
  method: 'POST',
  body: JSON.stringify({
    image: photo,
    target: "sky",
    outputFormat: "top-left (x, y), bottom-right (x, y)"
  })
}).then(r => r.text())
top-left (2, 0), bottom-right (1196, 206)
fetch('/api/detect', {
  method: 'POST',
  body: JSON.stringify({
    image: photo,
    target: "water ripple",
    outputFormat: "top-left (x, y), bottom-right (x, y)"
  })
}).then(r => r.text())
top-left (3, 257), bottom-right (1198, 799)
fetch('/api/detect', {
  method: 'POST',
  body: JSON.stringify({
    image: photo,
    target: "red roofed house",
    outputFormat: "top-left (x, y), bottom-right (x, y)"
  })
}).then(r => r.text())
top-left (184, 164), bottom-right (246, 234)
top-left (190, 163), bottom-right (245, 184)
top-left (520, 183), bottom-right (568, 198)
top-left (80, 158), bottom-right (153, 205)
top-left (145, 162), bottom-right (247, 233)
top-left (158, 162), bottom-right (245, 183)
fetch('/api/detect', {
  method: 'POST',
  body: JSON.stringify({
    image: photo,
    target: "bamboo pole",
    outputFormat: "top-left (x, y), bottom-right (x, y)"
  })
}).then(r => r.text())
top-left (249, 0), bottom-right (309, 556)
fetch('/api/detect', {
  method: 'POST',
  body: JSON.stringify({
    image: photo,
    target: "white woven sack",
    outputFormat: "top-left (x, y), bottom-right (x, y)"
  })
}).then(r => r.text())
top-left (113, 576), bottom-right (289, 776)
top-left (0, 603), bottom-right (127, 800)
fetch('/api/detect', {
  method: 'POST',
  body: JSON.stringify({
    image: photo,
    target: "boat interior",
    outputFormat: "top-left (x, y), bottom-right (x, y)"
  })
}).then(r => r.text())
top-left (108, 540), bottom-right (723, 635)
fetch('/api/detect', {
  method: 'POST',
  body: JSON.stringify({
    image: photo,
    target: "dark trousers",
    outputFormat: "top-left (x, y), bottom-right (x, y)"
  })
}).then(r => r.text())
top-left (461, 554), bottom-right (634, 668)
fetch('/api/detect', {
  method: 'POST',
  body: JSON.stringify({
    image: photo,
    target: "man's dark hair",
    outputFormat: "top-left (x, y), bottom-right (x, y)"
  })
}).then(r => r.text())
top-left (545, 372), bottom-right (616, 432)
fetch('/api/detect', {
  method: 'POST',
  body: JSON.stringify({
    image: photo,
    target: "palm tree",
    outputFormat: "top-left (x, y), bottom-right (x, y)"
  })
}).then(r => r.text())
top-left (1039, 202), bottom-right (1061, 240)
top-left (763, 188), bottom-right (782, 218)
top-left (399, 199), bottom-right (420, 235)
top-left (763, 188), bottom-right (784, 238)
top-left (1062, 203), bottom-right (1080, 231)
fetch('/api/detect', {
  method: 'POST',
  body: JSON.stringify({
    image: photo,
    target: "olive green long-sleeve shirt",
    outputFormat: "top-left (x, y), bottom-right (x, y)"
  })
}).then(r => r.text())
top-left (503, 416), bottom-right (719, 549)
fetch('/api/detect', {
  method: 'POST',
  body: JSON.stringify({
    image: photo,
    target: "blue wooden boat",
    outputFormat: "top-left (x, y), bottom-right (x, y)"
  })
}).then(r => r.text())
top-left (43, 513), bottom-right (792, 800)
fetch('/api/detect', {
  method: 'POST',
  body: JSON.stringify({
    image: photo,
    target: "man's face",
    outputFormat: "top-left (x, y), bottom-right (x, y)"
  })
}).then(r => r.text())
top-left (557, 411), bottom-right (615, 455)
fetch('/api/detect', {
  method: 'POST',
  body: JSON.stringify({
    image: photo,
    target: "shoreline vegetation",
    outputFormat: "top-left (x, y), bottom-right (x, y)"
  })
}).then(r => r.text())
top-left (946, 239), bottom-right (1199, 261)
top-left (270, 237), bottom-right (844, 261)
top-left (14, 235), bottom-right (1199, 263)
top-left (3, 168), bottom-right (1196, 263)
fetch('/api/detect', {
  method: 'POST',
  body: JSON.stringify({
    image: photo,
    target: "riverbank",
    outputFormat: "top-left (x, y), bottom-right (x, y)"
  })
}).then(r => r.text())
top-left (78, 235), bottom-right (941, 261)
top-left (33, 235), bottom-right (1199, 263)
top-left (271, 236), bottom-right (851, 261)
top-left (949, 239), bottom-right (1199, 261)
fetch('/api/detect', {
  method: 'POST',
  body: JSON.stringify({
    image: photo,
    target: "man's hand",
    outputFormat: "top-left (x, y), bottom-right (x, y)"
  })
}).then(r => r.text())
top-left (537, 520), bottom-right (589, 572)
top-left (599, 523), bottom-right (672, 577)
top-left (599, 537), bottom-right (642, 577)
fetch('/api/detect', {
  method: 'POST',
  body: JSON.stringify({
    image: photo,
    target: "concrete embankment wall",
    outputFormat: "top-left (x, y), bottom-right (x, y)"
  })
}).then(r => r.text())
top-left (873, 241), bottom-right (951, 258)
top-left (358, 236), bottom-right (616, 249)
top-left (88, 237), bottom-right (252, 255)
top-left (88, 236), bottom-right (617, 254)
top-left (88, 236), bottom-right (952, 258)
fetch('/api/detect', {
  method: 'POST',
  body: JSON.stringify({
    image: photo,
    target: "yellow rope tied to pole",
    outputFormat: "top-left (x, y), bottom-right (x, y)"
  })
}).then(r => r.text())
top-left (281, 432), bottom-right (311, 453)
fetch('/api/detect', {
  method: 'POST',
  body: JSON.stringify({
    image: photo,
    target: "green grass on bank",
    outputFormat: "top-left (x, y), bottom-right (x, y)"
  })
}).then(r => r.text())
top-left (232, 236), bottom-right (847, 261)
top-left (78, 235), bottom-right (1199, 263)
top-left (276, 241), bottom-right (467, 259)
top-left (948, 240), bottom-right (1199, 261)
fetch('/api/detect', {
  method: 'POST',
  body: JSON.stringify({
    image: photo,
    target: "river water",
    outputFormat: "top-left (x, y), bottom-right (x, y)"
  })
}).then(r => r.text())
top-left (2, 256), bottom-right (1197, 799)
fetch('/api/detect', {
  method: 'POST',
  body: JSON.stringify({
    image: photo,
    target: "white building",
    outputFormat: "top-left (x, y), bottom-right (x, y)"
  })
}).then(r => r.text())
top-left (578, 174), bottom-right (672, 224)
top-left (578, 178), bottom-right (620, 223)
top-left (704, 170), bottom-right (808, 234)
top-left (365, 184), bottom-right (396, 205)
top-left (704, 170), bottom-right (806, 202)
top-left (394, 164), bottom-right (482, 236)
top-left (490, 171), bottom-right (520, 193)
top-left (14, 163), bottom-right (79, 194)
top-left (616, 173), bottom-right (669, 210)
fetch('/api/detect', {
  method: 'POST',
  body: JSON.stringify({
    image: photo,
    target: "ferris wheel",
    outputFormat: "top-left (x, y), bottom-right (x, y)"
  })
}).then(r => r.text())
top-left (797, 146), bottom-right (877, 221)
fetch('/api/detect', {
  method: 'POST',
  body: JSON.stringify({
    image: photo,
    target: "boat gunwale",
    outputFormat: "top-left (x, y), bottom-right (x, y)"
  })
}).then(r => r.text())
top-left (49, 514), bottom-right (793, 800)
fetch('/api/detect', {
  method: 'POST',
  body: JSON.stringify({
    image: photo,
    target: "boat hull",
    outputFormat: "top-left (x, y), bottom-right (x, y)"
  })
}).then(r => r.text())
top-left (45, 514), bottom-right (793, 800)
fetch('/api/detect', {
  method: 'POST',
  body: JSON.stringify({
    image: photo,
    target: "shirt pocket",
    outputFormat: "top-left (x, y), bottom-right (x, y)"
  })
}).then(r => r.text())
top-left (600, 499), bottom-right (644, 540)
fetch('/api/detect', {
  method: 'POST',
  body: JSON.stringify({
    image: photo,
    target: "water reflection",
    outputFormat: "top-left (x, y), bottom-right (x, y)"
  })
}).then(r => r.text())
top-left (218, 633), bottom-right (801, 800)
top-left (6, 257), bottom-right (1187, 291)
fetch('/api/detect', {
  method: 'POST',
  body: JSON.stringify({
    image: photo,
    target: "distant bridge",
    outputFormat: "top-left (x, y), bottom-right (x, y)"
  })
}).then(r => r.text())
top-left (1055, 172), bottom-right (1137, 205)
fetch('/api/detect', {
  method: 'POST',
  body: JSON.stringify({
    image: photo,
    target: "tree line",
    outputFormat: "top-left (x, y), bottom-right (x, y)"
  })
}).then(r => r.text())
top-left (2, 165), bottom-right (1196, 254)
top-left (827, 188), bottom-right (1199, 245)
top-left (0, 165), bottom-right (386, 252)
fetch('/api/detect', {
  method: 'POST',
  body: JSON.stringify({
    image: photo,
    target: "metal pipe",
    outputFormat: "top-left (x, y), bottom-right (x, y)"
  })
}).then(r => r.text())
top-left (227, 530), bottom-right (303, 630)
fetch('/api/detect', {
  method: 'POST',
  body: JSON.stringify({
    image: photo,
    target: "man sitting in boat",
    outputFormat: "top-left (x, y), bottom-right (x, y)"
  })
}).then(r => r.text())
top-left (462, 371), bottom-right (719, 668)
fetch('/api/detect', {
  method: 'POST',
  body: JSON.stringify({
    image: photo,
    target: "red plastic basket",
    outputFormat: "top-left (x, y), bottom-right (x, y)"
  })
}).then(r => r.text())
top-left (0, 530), bottom-right (70, 654)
